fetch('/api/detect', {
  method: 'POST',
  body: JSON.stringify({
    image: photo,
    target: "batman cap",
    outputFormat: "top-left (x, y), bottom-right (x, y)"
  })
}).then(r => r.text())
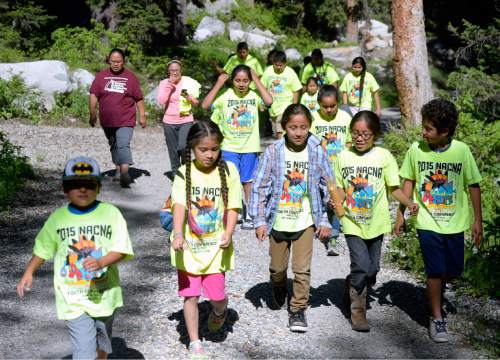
top-left (62, 156), bottom-right (103, 181)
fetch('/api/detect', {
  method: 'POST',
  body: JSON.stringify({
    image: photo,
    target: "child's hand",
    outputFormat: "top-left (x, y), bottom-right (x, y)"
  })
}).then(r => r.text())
top-left (407, 202), bottom-right (419, 216)
top-left (472, 220), bottom-right (483, 247)
top-left (217, 73), bottom-right (229, 84)
top-left (393, 217), bottom-right (406, 236)
top-left (219, 231), bottom-right (232, 248)
top-left (17, 273), bottom-right (33, 299)
top-left (172, 235), bottom-right (185, 251)
top-left (255, 225), bottom-right (268, 242)
top-left (316, 226), bottom-right (331, 240)
top-left (250, 68), bottom-right (259, 82)
top-left (83, 257), bottom-right (103, 272)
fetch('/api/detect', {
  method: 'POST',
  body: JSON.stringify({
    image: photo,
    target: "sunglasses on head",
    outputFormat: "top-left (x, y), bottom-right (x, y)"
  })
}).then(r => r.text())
top-left (63, 180), bottom-right (99, 191)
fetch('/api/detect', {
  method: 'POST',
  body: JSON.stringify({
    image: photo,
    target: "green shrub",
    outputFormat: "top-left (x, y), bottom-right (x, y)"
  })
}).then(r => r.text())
top-left (0, 75), bottom-right (44, 122)
top-left (49, 87), bottom-right (89, 124)
top-left (0, 131), bottom-right (35, 207)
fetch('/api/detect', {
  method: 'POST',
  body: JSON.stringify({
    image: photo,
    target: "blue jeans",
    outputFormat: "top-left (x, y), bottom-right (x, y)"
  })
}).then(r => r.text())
top-left (328, 210), bottom-right (341, 239)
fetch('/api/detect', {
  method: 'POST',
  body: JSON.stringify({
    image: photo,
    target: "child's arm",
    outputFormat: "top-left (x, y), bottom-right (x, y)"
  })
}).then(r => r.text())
top-left (157, 79), bottom-right (175, 105)
top-left (292, 90), bottom-right (300, 104)
top-left (251, 69), bottom-right (273, 106)
top-left (394, 179), bottom-right (416, 235)
top-left (469, 184), bottom-right (483, 246)
top-left (373, 90), bottom-right (381, 118)
top-left (249, 147), bottom-right (273, 242)
top-left (342, 92), bottom-right (348, 105)
top-left (83, 252), bottom-right (125, 273)
top-left (201, 73), bottom-right (229, 110)
top-left (171, 203), bottom-right (187, 250)
top-left (220, 209), bottom-right (238, 248)
top-left (17, 255), bottom-right (45, 298)
top-left (390, 187), bottom-right (418, 214)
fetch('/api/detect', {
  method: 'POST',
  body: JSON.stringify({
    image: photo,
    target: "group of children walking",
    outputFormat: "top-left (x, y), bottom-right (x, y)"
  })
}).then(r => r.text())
top-left (17, 46), bottom-right (483, 359)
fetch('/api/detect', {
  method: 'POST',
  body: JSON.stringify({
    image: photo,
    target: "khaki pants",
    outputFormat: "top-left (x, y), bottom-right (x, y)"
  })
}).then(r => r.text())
top-left (269, 226), bottom-right (314, 312)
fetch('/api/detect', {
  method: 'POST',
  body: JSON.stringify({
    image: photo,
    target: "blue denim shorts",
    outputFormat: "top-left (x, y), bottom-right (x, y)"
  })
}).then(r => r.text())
top-left (417, 229), bottom-right (464, 278)
top-left (222, 151), bottom-right (259, 183)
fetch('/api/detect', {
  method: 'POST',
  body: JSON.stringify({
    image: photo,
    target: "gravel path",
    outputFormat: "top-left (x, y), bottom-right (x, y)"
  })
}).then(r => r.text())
top-left (0, 122), bottom-right (480, 359)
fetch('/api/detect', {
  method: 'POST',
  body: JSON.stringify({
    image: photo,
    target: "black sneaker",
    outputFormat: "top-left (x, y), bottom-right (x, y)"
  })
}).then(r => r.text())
top-left (271, 286), bottom-right (287, 309)
top-left (120, 172), bottom-right (132, 188)
top-left (288, 309), bottom-right (308, 333)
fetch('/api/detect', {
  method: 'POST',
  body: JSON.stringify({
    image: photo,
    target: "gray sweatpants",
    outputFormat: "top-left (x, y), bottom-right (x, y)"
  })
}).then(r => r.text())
top-left (66, 312), bottom-right (114, 359)
top-left (163, 122), bottom-right (192, 174)
top-left (346, 234), bottom-right (383, 293)
top-left (103, 126), bottom-right (134, 166)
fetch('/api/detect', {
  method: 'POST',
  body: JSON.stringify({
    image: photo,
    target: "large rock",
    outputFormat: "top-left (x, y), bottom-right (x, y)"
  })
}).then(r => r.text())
top-left (320, 46), bottom-right (362, 66)
top-left (227, 21), bottom-right (242, 31)
top-left (71, 69), bottom-right (94, 90)
top-left (285, 48), bottom-right (302, 62)
top-left (193, 16), bottom-right (225, 42)
top-left (229, 29), bottom-right (246, 42)
top-left (246, 32), bottom-right (276, 48)
top-left (365, 37), bottom-right (389, 51)
top-left (359, 19), bottom-right (391, 40)
top-left (0, 60), bottom-right (73, 111)
top-left (204, 0), bottom-right (236, 15)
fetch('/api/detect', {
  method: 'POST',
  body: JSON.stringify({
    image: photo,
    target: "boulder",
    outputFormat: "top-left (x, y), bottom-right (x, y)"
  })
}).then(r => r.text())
top-left (145, 86), bottom-right (160, 108)
top-left (0, 60), bottom-right (73, 111)
top-left (71, 68), bottom-right (94, 90)
top-left (193, 16), bottom-right (225, 42)
top-left (246, 32), bottom-right (276, 48)
top-left (229, 29), bottom-right (246, 42)
top-left (227, 21), bottom-right (242, 31)
top-left (365, 37), bottom-right (389, 51)
top-left (359, 19), bottom-right (391, 40)
top-left (320, 46), bottom-right (362, 67)
top-left (285, 48), bottom-right (302, 62)
top-left (204, 0), bottom-right (236, 15)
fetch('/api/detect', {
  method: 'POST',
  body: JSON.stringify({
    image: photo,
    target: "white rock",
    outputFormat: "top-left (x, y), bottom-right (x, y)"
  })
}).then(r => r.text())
top-left (320, 46), bottom-right (362, 66)
top-left (227, 21), bottom-right (242, 30)
top-left (71, 68), bottom-right (94, 90)
top-left (145, 86), bottom-right (160, 108)
top-left (229, 29), bottom-right (246, 42)
top-left (285, 48), bottom-right (302, 62)
top-left (193, 16), bottom-right (225, 42)
top-left (0, 60), bottom-right (73, 111)
top-left (365, 37), bottom-right (389, 51)
top-left (251, 27), bottom-right (277, 40)
top-left (359, 19), bottom-right (391, 39)
top-left (204, 0), bottom-right (237, 15)
top-left (246, 33), bottom-right (276, 48)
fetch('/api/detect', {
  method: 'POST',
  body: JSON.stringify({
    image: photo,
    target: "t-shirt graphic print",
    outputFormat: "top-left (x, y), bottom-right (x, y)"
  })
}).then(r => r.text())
top-left (345, 171), bottom-right (376, 224)
top-left (420, 168), bottom-right (456, 222)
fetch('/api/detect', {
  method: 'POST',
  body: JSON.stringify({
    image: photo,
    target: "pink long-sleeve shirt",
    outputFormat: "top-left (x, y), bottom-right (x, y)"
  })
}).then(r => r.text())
top-left (157, 77), bottom-right (194, 125)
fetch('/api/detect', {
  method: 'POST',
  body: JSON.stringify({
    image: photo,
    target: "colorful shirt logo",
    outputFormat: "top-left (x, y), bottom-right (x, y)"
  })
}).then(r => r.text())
top-left (227, 103), bottom-right (254, 131)
top-left (420, 170), bottom-right (455, 222)
top-left (321, 131), bottom-right (343, 163)
top-left (190, 195), bottom-right (221, 235)
top-left (346, 173), bottom-right (375, 224)
top-left (60, 234), bottom-right (105, 283)
top-left (281, 168), bottom-right (307, 209)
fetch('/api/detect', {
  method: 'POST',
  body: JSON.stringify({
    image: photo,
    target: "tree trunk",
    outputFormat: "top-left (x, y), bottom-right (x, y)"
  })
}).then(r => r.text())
top-left (345, 0), bottom-right (359, 42)
top-left (392, 0), bottom-right (433, 124)
top-left (172, 0), bottom-right (187, 45)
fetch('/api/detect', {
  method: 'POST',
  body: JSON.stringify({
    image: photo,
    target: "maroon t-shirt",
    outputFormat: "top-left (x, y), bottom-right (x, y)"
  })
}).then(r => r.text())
top-left (90, 68), bottom-right (143, 127)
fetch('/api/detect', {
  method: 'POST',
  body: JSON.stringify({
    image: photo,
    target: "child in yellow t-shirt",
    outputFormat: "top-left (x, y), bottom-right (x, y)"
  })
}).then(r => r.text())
top-left (17, 156), bottom-right (134, 359)
top-left (249, 104), bottom-right (334, 333)
top-left (202, 64), bottom-right (273, 230)
top-left (334, 111), bottom-right (417, 332)
top-left (170, 121), bottom-right (243, 358)
top-left (340, 57), bottom-right (381, 117)
top-left (311, 85), bottom-right (352, 256)
top-left (395, 99), bottom-right (483, 343)
top-left (300, 77), bottom-right (320, 114)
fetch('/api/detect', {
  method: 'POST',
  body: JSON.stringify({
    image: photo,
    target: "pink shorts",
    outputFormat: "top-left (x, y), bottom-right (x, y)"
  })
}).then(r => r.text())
top-left (177, 270), bottom-right (226, 301)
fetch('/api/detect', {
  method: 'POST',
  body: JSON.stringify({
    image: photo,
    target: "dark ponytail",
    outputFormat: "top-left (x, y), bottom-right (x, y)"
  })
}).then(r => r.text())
top-left (352, 57), bottom-right (367, 108)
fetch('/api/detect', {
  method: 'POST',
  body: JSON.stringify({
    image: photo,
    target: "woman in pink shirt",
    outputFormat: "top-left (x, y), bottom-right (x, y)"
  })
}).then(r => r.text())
top-left (157, 60), bottom-right (201, 179)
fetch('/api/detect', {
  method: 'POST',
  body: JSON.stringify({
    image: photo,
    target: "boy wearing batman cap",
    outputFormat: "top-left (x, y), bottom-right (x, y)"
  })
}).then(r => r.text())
top-left (17, 156), bottom-right (134, 359)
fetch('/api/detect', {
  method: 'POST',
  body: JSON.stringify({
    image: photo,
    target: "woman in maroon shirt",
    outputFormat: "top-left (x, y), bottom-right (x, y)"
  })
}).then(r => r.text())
top-left (89, 48), bottom-right (146, 188)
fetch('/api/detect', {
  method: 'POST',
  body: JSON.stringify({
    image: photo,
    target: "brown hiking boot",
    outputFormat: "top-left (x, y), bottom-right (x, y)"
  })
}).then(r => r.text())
top-left (350, 286), bottom-right (370, 332)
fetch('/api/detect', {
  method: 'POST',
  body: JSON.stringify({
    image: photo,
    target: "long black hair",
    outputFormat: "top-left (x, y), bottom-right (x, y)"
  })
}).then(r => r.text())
top-left (352, 57), bottom-right (367, 108)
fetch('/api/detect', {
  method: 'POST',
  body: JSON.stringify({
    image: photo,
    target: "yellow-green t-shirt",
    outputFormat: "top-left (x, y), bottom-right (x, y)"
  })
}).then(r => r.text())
top-left (211, 88), bottom-right (263, 153)
top-left (261, 66), bottom-right (302, 117)
top-left (33, 202), bottom-right (134, 320)
top-left (311, 109), bottom-right (352, 169)
top-left (273, 146), bottom-right (314, 232)
top-left (339, 72), bottom-right (379, 109)
top-left (300, 91), bottom-right (319, 114)
top-left (300, 62), bottom-right (339, 86)
top-left (223, 54), bottom-right (264, 76)
top-left (170, 161), bottom-right (242, 274)
top-left (399, 140), bottom-right (482, 234)
top-left (335, 147), bottom-right (400, 239)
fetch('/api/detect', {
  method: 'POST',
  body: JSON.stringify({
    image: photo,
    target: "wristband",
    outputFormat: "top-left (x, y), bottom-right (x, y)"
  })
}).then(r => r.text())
top-left (173, 231), bottom-right (183, 239)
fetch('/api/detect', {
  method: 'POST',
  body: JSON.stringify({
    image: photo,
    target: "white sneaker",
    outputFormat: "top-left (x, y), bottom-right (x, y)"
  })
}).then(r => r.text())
top-left (429, 318), bottom-right (449, 343)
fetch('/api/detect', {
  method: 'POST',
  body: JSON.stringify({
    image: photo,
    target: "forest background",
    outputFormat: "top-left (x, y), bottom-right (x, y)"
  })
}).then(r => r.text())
top-left (0, 0), bottom-right (498, 353)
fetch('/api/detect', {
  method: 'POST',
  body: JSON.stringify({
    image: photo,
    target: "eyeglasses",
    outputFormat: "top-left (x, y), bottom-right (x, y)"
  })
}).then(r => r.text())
top-left (168, 69), bottom-right (181, 74)
top-left (64, 180), bottom-right (99, 191)
top-left (351, 131), bottom-right (374, 140)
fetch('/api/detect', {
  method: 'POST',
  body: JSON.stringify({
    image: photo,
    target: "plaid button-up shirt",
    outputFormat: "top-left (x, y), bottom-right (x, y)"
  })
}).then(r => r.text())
top-left (249, 134), bottom-right (334, 235)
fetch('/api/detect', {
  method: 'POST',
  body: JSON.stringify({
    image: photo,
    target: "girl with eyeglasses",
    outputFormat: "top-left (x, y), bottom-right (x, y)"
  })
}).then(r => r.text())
top-left (332, 110), bottom-right (418, 332)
